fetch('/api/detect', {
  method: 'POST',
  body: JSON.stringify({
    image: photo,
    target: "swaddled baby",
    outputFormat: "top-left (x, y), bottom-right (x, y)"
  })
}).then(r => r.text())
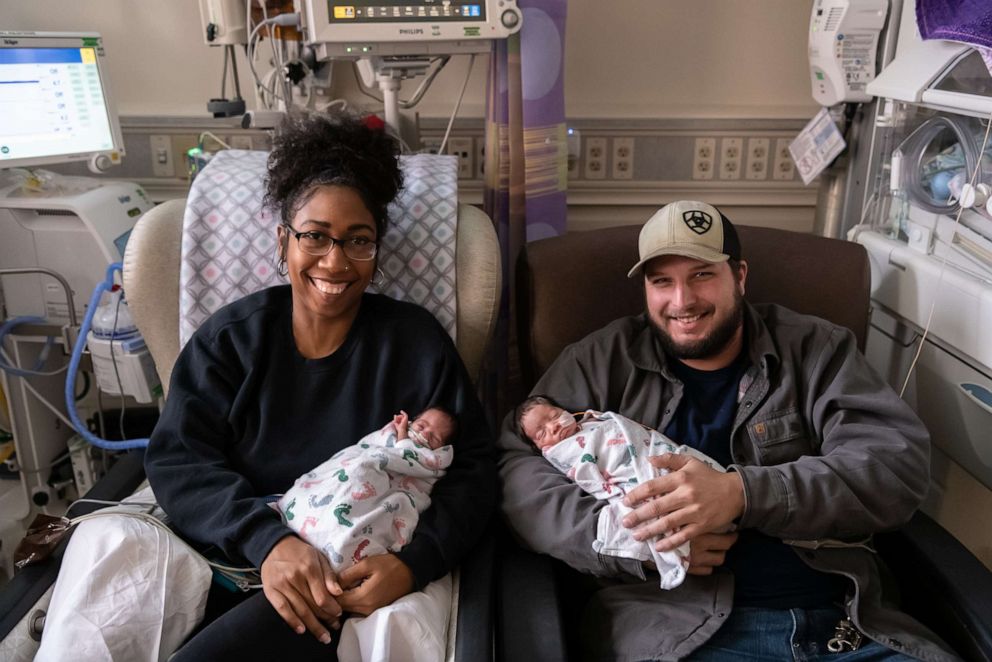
top-left (516, 395), bottom-right (725, 589)
top-left (275, 407), bottom-right (457, 662)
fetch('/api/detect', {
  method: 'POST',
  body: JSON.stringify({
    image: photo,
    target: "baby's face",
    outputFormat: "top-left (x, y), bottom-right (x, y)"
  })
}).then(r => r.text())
top-left (521, 404), bottom-right (578, 451)
top-left (411, 409), bottom-right (455, 450)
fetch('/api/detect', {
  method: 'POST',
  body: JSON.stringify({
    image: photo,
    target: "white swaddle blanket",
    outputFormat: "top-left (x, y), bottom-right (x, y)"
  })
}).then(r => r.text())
top-left (275, 423), bottom-right (453, 571)
top-left (542, 410), bottom-right (725, 590)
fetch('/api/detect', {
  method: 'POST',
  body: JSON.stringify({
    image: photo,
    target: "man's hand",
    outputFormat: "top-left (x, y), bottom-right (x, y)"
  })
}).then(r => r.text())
top-left (640, 531), bottom-right (738, 576)
top-left (622, 454), bottom-right (745, 551)
top-left (260, 536), bottom-right (343, 644)
top-left (685, 532), bottom-right (738, 575)
top-left (336, 554), bottom-right (415, 616)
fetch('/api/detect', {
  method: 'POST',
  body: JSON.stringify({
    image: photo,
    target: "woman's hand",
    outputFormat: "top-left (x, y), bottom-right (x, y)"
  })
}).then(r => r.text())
top-left (336, 553), bottom-right (415, 616)
top-left (622, 454), bottom-right (745, 552)
top-left (393, 410), bottom-right (410, 440)
top-left (260, 536), bottom-right (343, 643)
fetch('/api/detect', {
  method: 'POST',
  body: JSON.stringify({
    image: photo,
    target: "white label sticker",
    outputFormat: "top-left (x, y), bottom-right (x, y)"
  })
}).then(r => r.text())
top-left (789, 108), bottom-right (846, 186)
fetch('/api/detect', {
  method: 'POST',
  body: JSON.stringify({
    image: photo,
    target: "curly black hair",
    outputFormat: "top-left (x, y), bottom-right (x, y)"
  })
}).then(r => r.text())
top-left (263, 110), bottom-right (403, 239)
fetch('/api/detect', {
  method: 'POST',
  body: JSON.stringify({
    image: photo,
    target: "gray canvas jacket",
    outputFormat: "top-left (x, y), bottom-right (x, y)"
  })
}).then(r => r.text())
top-left (497, 302), bottom-right (960, 662)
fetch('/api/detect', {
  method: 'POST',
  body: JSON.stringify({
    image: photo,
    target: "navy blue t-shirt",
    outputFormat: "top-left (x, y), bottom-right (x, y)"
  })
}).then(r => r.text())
top-left (664, 352), bottom-right (848, 608)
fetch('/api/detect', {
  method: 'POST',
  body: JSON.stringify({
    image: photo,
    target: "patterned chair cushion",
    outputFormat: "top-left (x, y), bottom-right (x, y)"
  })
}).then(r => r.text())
top-left (179, 150), bottom-right (458, 346)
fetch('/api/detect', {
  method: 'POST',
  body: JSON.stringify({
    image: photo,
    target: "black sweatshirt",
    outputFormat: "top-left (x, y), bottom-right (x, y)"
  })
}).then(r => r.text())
top-left (144, 286), bottom-right (495, 588)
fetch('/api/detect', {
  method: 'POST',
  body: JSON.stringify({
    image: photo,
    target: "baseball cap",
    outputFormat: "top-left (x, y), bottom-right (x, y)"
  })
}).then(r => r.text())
top-left (627, 200), bottom-right (742, 278)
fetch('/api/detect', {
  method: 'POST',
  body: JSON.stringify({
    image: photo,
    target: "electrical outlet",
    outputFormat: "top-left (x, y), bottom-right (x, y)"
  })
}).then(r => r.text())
top-left (172, 134), bottom-right (200, 178)
top-left (229, 135), bottom-right (253, 150)
top-left (446, 137), bottom-right (475, 179)
top-left (692, 138), bottom-right (715, 180)
top-left (150, 135), bottom-right (173, 177)
top-left (719, 137), bottom-right (743, 180)
top-left (773, 138), bottom-right (796, 181)
top-left (584, 137), bottom-right (607, 180)
top-left (567, 128), bottom-right (581, 180)
top-left (745, 138), bottom-right (769, 181)
top-left (476, 137), bottom-right (486, 178)
top-left (612, 137), bottom-right (634, 180)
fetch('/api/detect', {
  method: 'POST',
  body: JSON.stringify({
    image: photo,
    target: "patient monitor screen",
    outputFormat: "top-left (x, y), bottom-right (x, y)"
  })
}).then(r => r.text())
top-left (0, 46), bottom-right (116, 166)
top-left (327, 1), bottom-right (487, 23)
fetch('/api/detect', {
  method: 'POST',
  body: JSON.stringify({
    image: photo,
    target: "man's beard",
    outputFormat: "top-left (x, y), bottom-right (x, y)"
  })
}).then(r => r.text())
top-left (651, 290), bottom-right (744, 361)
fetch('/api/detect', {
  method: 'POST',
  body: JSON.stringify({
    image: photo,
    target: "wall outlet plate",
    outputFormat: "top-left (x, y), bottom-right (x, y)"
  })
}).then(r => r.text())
top-left (446, 137), bottom-right (475, 179)
top-left (585, 137), bottom-right (607, 180)
top-left (745, 138), bottom-right (769, 180)
top-left (719, 137), bottom-right (743, 180)
top-left (150, 135), bottom-right (174, 177)
top-left (773, 138), bottom-right (796, 181)
top-left (692, 137), bottom-right (715, 180)
top-left (612, 137), bottom-right (634, 180)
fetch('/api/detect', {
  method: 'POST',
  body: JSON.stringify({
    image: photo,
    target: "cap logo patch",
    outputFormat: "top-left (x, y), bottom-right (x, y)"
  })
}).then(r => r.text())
top-left (682, 210), bottom-right (712, 235)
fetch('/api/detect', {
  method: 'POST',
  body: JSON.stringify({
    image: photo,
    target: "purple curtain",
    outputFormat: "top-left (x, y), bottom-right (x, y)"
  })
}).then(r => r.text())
top-left (482, 0), bottom-right (568, 420)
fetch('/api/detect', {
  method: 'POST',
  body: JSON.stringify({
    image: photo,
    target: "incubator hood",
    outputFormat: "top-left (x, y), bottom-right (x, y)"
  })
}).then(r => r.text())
top-left (866, 2), bottom-right (992, 116)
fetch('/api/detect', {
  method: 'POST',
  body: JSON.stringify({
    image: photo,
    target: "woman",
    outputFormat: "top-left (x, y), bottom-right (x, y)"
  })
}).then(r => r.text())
top-left (39, 112), bottom-right (494, 661)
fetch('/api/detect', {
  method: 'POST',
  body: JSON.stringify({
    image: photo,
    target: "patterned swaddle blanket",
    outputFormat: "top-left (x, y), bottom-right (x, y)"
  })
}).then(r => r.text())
top-left (542, 410), bottom-right (724, 590)
top-left (275, 423), bottom-right (453, 572)
top-left (179, 150), bottom-right (459, 347)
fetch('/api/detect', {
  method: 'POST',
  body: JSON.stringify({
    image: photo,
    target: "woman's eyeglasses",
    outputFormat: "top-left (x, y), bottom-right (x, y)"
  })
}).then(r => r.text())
top-left (282, 224), bottom-right (377, 261)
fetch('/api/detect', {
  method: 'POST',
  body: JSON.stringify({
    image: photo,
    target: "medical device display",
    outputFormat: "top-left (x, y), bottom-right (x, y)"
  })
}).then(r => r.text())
top-left (298, 0), bottom-right (522, 58)
top-left (0, 32), bottom-right (155, 562)
top-left (0, 32), bottom-right (125, 172)
top-left (808, 0), bottom-right (887, 106)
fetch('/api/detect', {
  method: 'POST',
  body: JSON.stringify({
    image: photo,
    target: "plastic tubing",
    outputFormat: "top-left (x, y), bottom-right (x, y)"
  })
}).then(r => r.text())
top-left (64, 263), bottom-right (149, 450)
top-left (0, 316), bottom-right (56, 377)
top-left (899, 115), bottom-right (983, 214)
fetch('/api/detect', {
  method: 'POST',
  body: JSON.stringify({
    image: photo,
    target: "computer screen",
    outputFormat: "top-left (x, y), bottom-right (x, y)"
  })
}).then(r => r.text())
top-left (0, 32), bottom-right (124, 169)
top-left (300, 0), bottom-right (521, 58)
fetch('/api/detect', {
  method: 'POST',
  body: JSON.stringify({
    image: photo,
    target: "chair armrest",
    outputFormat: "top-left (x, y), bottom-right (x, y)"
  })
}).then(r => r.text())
top-left (496, 538), bottom-right (568, 662)
top-left (0, 450), bottom-right (147, 640)
top-left (875, 511), bottom-right (992, 662)
top-left (454, 523), bottom-right (495, 661)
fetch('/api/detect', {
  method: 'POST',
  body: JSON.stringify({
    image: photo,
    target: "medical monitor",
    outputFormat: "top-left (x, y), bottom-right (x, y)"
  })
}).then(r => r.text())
top-left (298, 0), bottom-right (522, 59)
top-left (0, 31), bottom-right (125, 170)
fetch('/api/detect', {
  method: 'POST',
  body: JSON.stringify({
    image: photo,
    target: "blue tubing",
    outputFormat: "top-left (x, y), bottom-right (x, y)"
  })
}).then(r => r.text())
top-left (64, 263), bottom-right (149, 450)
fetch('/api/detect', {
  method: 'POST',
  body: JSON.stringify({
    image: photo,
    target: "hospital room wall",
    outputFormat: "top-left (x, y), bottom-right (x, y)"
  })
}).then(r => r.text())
top-left (5, 0), bottom-right (817, 118)
top-left (6, 0), bottom-right (821, 229)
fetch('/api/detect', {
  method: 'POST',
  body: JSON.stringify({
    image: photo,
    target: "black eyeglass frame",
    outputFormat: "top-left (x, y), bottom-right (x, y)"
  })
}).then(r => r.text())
top-left (281, 222), bottom-right (378, 261)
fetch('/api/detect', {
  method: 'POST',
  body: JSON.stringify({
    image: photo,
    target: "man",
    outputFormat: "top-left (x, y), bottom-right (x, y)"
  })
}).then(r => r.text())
top-left (497, 201), bottom-right (958, 661)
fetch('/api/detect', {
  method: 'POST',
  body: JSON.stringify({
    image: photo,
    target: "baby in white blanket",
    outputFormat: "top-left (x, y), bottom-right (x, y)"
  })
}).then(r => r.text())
top-left (276, 407), bottom-right (457, 662)
top-left (516, 395), bottom-right (725, 590)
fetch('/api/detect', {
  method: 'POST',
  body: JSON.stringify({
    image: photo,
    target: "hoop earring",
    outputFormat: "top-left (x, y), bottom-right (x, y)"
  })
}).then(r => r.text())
top-left (277, 258), bottom-right (288, 277)
top-left (371, 267), bottom-right (385, 287)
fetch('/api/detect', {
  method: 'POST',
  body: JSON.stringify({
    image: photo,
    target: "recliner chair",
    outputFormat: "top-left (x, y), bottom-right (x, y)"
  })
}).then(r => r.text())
top-left (0, 197), bottom-right (501, 660)
top-left (500, 224), bottom-right (992, 662)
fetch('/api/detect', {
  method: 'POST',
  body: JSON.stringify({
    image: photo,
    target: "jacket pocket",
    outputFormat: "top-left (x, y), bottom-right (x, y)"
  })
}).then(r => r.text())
top-left (746, 408), bottom-right (812, 465)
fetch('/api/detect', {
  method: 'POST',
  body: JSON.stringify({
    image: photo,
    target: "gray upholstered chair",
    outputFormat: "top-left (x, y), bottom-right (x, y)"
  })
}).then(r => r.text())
top-left (500, 224), bottom-right (992, 662)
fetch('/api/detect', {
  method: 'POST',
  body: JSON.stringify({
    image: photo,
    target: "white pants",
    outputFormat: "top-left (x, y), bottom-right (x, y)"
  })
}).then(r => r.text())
top-left (34, 489), bottom-right (213, 662)
top-left (337, 574), bottom-right (452, 662)
top-left (35, 489), bottom-right (451, 662)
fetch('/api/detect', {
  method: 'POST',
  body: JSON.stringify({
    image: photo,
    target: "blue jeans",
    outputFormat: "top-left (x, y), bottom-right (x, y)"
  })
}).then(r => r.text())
top-left (685, 607), bottom-right (916, 661)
